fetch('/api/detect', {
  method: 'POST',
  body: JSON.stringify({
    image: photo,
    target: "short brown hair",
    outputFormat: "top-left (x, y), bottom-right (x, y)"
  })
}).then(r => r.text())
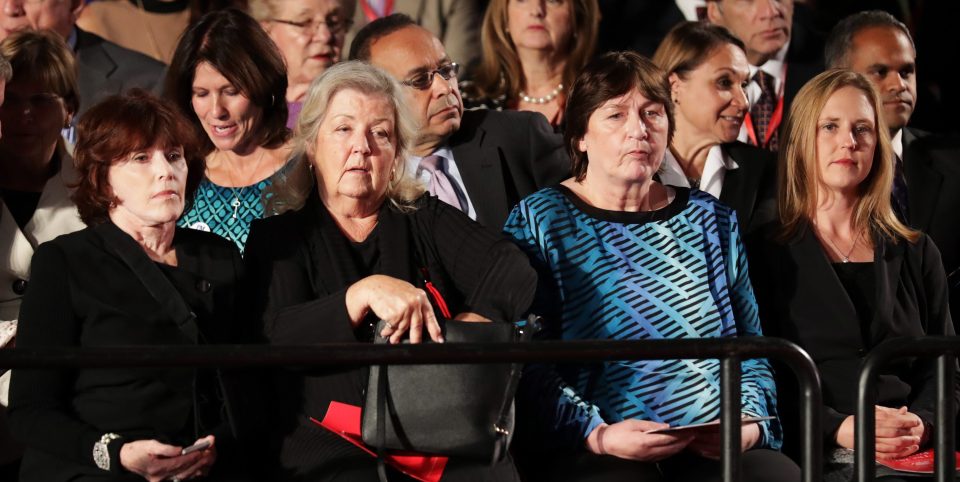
top-left (653, 21), bottom-right (745, 80)
top-left (165, 8), bottom-right (289, 155)
top-left (0, 29), bottom-right (79, 116)
top-left (777, 69), bottom-right (916, 243)
top-left (73, 90), bottom-right (204, 226)
top-left (565, 51), bottom-right (674, 181)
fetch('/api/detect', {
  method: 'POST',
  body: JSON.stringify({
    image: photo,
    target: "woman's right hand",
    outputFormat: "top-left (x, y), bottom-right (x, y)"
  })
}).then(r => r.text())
top-left (835, 406), bottom-right (924, 459)
top-left (346, 275), bottom-right (444, 344)
top-left (585, 421), bottom-right (693, 462)
top-left (118, 439), bottom-right (205, 482)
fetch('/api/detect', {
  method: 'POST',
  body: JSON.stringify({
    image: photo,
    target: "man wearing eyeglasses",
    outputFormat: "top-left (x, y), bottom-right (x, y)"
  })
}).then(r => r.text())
top-left (1, 0), bottom-right (164, 117)
top-left (351, 14), bottom-right (570, 231)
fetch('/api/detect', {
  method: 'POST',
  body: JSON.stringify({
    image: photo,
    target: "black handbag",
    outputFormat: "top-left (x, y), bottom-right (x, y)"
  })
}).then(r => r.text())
top-left (361, 315), bottom-right (538, 464)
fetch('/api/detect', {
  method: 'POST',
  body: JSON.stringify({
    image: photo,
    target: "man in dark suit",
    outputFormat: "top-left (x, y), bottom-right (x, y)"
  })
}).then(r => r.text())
top-left (706, 0), bottom-right (822, 152)
top-left (15, 0), bottom-right (165, 114)
top-left (826, 10), bottom-right (960, 325)
top-left (349, 14), bottom-right (570, 231)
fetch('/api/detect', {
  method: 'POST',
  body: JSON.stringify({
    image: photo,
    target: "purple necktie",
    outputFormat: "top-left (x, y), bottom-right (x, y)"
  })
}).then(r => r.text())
top-left (419, 155), bottom-right (465, 211)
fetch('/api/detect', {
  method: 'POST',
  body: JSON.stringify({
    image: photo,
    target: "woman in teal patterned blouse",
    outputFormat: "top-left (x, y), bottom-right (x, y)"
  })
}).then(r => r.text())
top-left (166, 9), bottom-right (294, 252)
top-left (505, 52), bottom-right (798, 482)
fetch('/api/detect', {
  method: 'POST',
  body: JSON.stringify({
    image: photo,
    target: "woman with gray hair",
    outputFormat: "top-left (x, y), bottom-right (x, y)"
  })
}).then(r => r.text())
top-left (244, 61), bottom-right (535, 481)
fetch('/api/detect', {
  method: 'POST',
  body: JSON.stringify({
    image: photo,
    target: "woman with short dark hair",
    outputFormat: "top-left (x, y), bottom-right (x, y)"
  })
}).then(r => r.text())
top-left (505, 51), bottom-right (798, 481)
top-left (165, 8), bottom-right (292, 252)
top-left (8, 91), bottom-right (244, 482)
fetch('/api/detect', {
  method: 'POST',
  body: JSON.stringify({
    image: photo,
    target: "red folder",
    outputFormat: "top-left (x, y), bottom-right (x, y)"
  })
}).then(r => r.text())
top-left (311, 401), bottom-right (448, 482)
top-left (876, 449), bottom-right (960, 474)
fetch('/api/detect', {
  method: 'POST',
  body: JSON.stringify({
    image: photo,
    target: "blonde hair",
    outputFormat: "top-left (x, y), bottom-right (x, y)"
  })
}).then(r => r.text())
top-left (247, 0), bottom-right (356, 22)
top-left (777, 69), bottom-right (917, 243)
top-left (468, 0), bottom-right (599, 102)
top-left (265, 61), bottom-right (423, 214)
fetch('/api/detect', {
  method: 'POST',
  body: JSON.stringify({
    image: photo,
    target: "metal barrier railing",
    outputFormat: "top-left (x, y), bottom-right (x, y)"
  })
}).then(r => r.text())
top-left (856, 336), bottom-right (960, 482)
top-left (1, 337), bottom-right (822, 482)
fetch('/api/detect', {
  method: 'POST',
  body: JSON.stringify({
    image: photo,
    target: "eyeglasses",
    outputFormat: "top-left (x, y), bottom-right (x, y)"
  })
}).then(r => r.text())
top-left (269, 15), bottom-right (353, 38)
top-left (0, 92), bottom-right (63, 113)
top-left (401, 63), bottom-right (460, 90)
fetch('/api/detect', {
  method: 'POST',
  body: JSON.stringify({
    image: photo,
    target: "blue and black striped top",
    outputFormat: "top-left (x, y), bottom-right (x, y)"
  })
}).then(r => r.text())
top-left (505, 185), bottom-right (782, 449)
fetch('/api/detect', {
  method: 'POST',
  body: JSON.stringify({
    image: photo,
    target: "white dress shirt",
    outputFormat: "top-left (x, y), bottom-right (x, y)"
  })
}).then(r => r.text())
top-left (659, 145), bottom-right (738, 199)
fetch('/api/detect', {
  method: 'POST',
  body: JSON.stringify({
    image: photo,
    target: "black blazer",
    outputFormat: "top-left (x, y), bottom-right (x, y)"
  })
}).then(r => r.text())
top-left (719, 142), bottom-right (778, 234)
top-left (450, 109), bottom-right (570, 231)
top-left (75, 28), bottom-right (166, 115)
top-left (748, 224), bottom-right (956, 451)
top-left (902, 127), bottom-right (960, 325)
top-left (8, 223), bottom-right (244, 481)
top-left (243, 193), bottom-right (536, 479)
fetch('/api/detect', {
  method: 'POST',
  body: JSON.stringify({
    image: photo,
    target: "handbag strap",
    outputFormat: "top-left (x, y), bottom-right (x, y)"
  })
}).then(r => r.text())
top-left (490, 314), bottom-right (540, 461)
top-left (94, 223), bottom-right (199, 342)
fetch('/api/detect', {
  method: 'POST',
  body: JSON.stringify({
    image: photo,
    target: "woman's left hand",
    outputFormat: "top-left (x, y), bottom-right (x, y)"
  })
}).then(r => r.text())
top-left (687, 418), bottom-right (761, 460)
top-left (169, 435), bottom-right (217, 481)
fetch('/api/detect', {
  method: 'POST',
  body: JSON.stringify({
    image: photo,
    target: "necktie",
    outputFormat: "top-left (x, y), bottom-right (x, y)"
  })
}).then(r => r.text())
top-left (891, 155), bottom-right (909, 222)
top-left (418, 155), bottom-right (465, 211)
top-left (751, 70), bottom-right (779, 151)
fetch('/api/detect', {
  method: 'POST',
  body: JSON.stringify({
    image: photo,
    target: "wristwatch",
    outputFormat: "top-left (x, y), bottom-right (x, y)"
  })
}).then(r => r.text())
top-left (93, 433), bottom-right (121, 471)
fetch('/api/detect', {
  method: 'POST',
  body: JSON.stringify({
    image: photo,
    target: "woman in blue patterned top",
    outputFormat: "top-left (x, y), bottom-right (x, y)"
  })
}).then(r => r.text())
top-left (166, 9), bottom-right (294, 252)
top-left (505, 52), bottom-right (798, 482)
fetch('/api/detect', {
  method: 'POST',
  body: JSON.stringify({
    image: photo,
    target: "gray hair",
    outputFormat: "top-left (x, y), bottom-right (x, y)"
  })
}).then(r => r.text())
top-left (825, 10), bottom-right (915, 69)
top-left (265, 61), bottom-right (423, 214)
top-left (248, 0), bottom-right (357, 23)
top-left (0, 55), bottom-right (10, 82)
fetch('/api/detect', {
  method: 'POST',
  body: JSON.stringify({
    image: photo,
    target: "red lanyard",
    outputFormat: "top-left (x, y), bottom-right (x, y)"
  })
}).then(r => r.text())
top-left (360, 0), bottom-right (394, 22)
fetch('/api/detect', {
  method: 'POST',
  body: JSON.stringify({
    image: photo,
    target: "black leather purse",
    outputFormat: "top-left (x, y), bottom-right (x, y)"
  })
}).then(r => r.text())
top-left (361, 315), bottom-right (538, 463)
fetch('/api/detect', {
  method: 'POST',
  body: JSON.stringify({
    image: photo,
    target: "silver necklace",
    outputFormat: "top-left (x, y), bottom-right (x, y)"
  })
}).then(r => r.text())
top-left (519, 83), bottom-right (564, 105)
top-left (819, 228), bottom-right (863, 263)
top-left (220, 149), bottom-right (268, 219)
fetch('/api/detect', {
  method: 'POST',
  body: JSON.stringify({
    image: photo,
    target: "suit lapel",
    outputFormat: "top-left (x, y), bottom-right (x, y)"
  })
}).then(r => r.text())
top-left (903, 128), bottom-right (942, 231)
top-left (791, 227), bottom-right (863, 344)
top-left (719, 146), bottom-right (760, 226)
top-left (451, 115), bottom-right (509, 228)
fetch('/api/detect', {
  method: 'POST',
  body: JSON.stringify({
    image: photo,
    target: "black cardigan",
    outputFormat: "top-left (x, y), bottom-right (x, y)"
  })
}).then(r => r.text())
top-left (747, 223), bottom-right (957, 451)
top-left (243, 193), bottom-right (537, 479)
top-left (8, 223), bottom-right (244, 481)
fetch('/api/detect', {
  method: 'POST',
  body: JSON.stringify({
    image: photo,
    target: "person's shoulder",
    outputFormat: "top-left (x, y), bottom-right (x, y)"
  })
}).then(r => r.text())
top-left (722, 141), bottom-right (776, 164)
top-left (33, 226), bottom-right (99, 262)
top-left (75, 27), bottom-right (165, 71)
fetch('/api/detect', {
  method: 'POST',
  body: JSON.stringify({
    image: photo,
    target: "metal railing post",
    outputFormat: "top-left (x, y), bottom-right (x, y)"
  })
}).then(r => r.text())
top-left (857, 336), bottom-right (960, 482)
top-left (722, 356), bottom-right (742, 482)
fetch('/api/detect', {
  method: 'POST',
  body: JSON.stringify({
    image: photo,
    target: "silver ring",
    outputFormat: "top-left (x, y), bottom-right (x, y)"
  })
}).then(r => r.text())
top-left (384, 321), bottom-right (394, 330)
top-left (170, 477), bottom-right (181, 482)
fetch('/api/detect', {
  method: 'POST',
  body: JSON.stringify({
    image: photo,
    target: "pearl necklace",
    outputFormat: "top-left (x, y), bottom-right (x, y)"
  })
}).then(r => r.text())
top-left (519, 83), bottom-right (564, 105)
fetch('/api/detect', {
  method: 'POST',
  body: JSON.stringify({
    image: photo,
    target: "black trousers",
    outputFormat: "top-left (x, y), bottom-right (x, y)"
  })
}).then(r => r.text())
top-left (522, 449), bottom-right (800, 482)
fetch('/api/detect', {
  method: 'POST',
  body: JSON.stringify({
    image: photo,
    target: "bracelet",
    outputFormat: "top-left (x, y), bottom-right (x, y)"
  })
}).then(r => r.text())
top-left (597, 424), bottom-right (608, 456)
top-left (93, 433), bottom-right (121, 471)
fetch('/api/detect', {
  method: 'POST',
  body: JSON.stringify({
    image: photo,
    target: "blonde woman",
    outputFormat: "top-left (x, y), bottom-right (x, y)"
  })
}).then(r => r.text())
top-left (245, 61), bottom-right (536, 480)
top-left (749, 69), bottom-right (955, 480)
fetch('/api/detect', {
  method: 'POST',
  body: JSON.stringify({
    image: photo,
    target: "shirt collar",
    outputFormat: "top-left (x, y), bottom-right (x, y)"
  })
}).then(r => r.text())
top-left (892, 129), bottom-right (904, 160)
top-left (67, 27), bottom-right (78, 51)
top-left (659, 145), bottom-right (737, 186)
top-left (749, 41), bottom-right (790, 93)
